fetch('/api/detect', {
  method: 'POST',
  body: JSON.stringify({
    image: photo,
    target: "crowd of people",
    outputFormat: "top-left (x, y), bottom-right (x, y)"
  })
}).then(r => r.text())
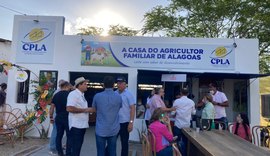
top-left (48, 76), bottom-right (135, 156)
top-left (145, 82), bottom-right (252, 156)
top-left (46, 76), bottom-right (252, 156)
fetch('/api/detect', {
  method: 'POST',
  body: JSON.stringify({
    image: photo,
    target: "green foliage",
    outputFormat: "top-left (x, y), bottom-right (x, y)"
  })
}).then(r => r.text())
top-left (108, 24), bottom-right (138, 36)
top-left (77, 26), bottom-right (104, 35)
top-left (142, 0), bottom-right (270, 73)
top-left (77, 25), bottom-right (138, 36)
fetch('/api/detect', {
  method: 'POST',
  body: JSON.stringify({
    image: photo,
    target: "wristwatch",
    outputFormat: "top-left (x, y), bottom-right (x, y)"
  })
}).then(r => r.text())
top-left (129, 120), bottom-right (134, 123)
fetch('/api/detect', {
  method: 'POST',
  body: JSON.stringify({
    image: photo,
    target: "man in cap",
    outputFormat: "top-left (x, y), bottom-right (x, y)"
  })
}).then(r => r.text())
top-left (115, 77), bottom-right (135, 156)
top-left (66, 77), bottom-right (95, 156)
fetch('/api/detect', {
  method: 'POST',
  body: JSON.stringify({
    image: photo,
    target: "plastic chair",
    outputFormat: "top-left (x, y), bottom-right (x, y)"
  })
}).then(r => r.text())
top-left (148, 129), bottom-right (156, 156)
top-left (228, 123), bottom-right (234, 133)
top-left (214, 120), bottom-right (227, 130)
top-left (0, 111), bottom-right (18, 147)
top-left (172, 143), bottom-right (182, 156)
top-left (252, 125), bottom-right (270, 148)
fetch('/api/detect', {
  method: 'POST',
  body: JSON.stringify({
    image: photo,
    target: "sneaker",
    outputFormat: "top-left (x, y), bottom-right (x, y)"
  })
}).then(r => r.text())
top-left (49, 150), bottom-right (58, 156)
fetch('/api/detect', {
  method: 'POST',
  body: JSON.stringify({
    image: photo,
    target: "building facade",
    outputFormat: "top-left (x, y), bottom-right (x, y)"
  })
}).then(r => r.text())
top-left (6, 15), bottom-right (262, 140)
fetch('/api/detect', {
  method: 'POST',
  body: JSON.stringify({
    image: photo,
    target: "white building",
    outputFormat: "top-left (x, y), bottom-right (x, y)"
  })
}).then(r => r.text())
top-left (6, 15), bottom-right (265, 140)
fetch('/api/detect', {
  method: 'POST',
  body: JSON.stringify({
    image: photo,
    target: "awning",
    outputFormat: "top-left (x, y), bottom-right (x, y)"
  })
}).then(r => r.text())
top-left (137, 70), bottom-right (270, 80)
top-left (193, 72), bottom-right (270, 79)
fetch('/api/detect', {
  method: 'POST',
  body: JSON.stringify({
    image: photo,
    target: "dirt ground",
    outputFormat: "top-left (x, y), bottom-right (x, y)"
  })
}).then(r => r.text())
top-left (0, 136), bottom-right (48, 156)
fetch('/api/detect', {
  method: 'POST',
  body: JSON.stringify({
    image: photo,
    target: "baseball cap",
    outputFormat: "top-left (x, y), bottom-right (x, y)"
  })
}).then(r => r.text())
top-left (116, 77), bottom-right (126, 82)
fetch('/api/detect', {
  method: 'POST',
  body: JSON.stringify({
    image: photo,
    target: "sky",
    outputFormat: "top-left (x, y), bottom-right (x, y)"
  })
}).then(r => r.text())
top-left (0, 0), bottom-right (169, 40)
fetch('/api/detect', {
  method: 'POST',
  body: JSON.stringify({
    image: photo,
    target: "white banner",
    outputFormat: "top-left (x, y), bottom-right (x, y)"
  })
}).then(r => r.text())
top-left (16, 21), bottom-right (56, 64)
top-left (161, 74), bottom-right (186, 82)
top-left (81, 41), bottom-right (235, 70)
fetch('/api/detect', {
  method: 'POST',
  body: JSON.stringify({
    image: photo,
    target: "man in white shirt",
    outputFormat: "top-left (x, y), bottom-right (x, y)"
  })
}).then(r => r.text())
top-left (66, 77), bottom-right (95, 156)
top-left (173, 88), bottom-right (195, 156)
top-left (209, 82), bottom-right (229, 130)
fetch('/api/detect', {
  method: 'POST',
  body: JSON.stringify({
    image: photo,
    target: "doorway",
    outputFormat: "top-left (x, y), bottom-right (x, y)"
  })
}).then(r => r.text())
top-left (69, 72), bottom-right (128, 106)
top-left (136, 70), bottom-right (193, 119)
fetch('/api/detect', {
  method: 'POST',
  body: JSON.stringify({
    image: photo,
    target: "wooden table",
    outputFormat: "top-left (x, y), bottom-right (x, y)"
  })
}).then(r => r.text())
top-left (182, 128), bottom-right (270, 156)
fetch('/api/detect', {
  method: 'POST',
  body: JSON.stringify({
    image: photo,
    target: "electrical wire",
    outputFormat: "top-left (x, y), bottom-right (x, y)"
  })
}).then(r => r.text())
top-left (0, 4), bottom-right (26, 15)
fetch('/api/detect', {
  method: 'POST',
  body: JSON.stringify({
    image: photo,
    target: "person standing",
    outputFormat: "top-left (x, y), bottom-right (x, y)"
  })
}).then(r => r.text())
top-left (116, 77), bottom-right (135, 156)
top-left (149, 88), bottom-right (175, 115)
top-left (201, 94), bottom-right (215, 120)
top-left (0, 83), bottom-right (7, 107)
top-left (209, 82), bottom-right (229, 130)
top-left (173, 88), bottom-right (195, 156)
top-left (49, 79), bottom-right (65, 155)
top-left (92, 76), bottom-right (122, 156)
top-left (66, 77), bottom-right (94, 156)
top-left (0, 83), bottom-right (7, 145)
top-left (50, 81), bottom-right (72, 156)
top-left (144, 89), bottom-right (155, 127)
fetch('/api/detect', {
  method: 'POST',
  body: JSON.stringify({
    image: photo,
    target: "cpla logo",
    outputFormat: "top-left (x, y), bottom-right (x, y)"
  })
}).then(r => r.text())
top-left (21, 28), bottom-right (52, 52)
top-left (210, 46), bottom-right (233, 65)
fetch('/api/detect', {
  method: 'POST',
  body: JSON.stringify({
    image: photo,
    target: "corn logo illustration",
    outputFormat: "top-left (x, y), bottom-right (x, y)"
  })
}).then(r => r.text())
top-left (210, 46), bottom-right (232, 65)
top-left (22, 28), bottom-right (52, 52)
top-left (215, 47), bottom-right (227, 58)
top-left (29, 28), bottom-right (44, 42)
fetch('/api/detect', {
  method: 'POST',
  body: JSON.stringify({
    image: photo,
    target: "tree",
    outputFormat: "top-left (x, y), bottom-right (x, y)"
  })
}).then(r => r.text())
top-left (142, 0), bottom-right (270, 73)
top-left (77, 26), bottom-right (103, 35)
top-left (108, 24), bottom-right (138, 36)
top-left (77, 25), bottom-right (138, 36)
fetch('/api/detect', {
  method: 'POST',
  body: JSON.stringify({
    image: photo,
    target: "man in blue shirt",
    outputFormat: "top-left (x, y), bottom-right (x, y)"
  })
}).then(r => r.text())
top-left (116, 77), bottom-right (136, 156)
top-left (92, 76), bottom-right (122, 156)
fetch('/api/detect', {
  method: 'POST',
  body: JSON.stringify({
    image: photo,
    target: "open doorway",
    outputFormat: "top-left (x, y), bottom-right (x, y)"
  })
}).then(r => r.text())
top-left (70, 72), bottom-right (128, 124)
top-left (136, 70), bottom-right (193, 119)
top-left (70, 72), bottom-right (128, 106)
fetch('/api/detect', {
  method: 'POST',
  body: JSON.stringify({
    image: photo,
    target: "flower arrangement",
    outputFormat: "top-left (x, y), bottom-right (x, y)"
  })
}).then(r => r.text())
top-left (1, 59), bottom-right (54, 138)
top-left (0, 60), bottom-right (14, 75)
top-left (31, 77), bottom-right (54, 124)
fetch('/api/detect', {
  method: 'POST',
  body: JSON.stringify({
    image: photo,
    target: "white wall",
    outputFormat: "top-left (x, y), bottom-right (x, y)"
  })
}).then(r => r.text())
top-left (249, 79), bottom-right (260, 128)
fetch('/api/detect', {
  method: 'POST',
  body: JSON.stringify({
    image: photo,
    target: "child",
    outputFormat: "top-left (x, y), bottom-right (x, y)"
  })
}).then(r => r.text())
top-left (232, 113), bottom-right (252, 142)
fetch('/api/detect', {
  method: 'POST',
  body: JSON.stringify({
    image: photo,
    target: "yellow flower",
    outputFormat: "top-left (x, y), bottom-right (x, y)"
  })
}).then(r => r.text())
top-left (41, 90), bottom-right (48, 99)
top-left (0, 60), bottom-right (12, 70)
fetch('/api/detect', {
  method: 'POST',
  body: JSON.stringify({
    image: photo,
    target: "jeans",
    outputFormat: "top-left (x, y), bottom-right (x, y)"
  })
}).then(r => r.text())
top-left (56, 117), bottom-right (71, 156)
top-left (96, 134), bottom-right (118, 156)
top-left (156, 146), bottom-right (173, 156)
top-left (70, 127), bottom-right (86, 156)
top-left (119, 122), bottom-right (129, 156)
top-left (49, 121), bottom-right (57, 151)
top-left (214, 117), bottom-right (228, 130)
top-left (173, 126), bottom-right (187, 156)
